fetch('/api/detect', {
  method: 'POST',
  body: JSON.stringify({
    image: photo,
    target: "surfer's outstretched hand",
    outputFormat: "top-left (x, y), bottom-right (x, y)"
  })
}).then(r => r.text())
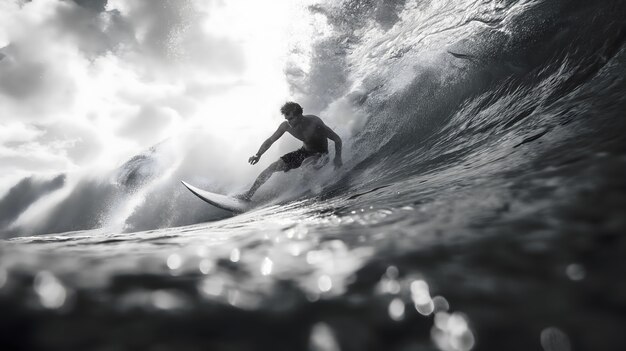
top-left (248, 155), bottom-right (260, 165)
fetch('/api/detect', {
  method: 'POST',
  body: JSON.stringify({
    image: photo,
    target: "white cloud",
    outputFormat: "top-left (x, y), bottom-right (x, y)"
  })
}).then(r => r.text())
top-left (0, 0), bottom-right (252, 191)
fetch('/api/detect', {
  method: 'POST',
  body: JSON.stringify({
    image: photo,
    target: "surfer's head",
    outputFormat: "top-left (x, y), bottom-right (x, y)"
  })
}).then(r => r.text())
top-left (280, 102), bottom-right (303, 117)
top-left (281, 101), bottom-right (303, 126)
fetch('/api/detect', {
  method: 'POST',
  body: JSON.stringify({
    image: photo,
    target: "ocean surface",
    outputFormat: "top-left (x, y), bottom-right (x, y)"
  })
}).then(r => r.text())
top-left (2, 0), bottom-right (626, 350)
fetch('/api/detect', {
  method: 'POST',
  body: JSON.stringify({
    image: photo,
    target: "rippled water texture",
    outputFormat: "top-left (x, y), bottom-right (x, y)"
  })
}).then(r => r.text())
top-left (2, 0), bottom-right (626, 350)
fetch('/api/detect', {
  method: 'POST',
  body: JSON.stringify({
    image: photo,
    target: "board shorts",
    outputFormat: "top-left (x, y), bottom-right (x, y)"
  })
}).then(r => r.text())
top-left (281, 147), bottom-right (328, 172)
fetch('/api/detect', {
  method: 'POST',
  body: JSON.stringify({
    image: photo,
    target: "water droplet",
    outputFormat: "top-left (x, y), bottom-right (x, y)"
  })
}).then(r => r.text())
top-left (389, 298), bottom-right (405, 321)
top-left (318, 275), bottom-right (332, 293)
top-left (416, 299), bottom-right (435, 316)
top-left (432, 312), bottom-right (475, 351)
top-left (432, 296), bottom-right (450, 312)
top-left (34, 271), bottom-right (67, 309)
top-left (565, 264), bottom-right (585, 281)
top-left (450, 329), bottom-right (475, 351)
top-left (309, 322), bottom-right (340, 351)
top-left (434, 312), bottom-right (450, 330)
top-left (540, 327), bottom-right (571, 351)
top-left (411, 279), bottom-right (431, 305)
top-left (166, 253), bottom-right (182, 270)
top-left (230, 248), bottom-right (240, 263)
top-left (198, 259), bottom-right (213, 274)
top-left (380, 277), bottom-right (401, 294)
top-left (447, 313), bottom-right (469, 336)
top-left (385, 265), bottom-right (399, 279)
top-left (261, 257), bottom-right (273, 276)
top-left (306, 292), bottom-right (320, 302)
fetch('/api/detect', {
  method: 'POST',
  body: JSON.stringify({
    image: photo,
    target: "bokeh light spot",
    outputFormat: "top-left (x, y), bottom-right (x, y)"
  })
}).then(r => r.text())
top-left (309, 322), bottom-right (340, 351)
top-left (230, 248), bottom-right (241, 263)
top-left (540, 327), bottom-right (571, 351)
top-left (318, 275), bottom-right (332, 292)
top-left (389, 298), bottom-right (405, 321)
top-left (34, 271), bottom-right (67, 309)
top-left (261, 257), bottom-right (273, 276)
top-left (166, 253), bottom-right (182, 270)
top-left (565, 264), bottom-right (585, 281)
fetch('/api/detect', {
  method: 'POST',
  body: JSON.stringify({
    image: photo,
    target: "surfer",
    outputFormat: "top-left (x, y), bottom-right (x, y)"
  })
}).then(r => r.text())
top-left (239, 102), bottom-right (343, 200)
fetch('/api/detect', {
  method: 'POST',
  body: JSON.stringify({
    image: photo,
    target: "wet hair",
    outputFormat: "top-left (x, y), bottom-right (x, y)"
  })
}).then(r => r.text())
top-left (280, 101), bottom-right (303, 116)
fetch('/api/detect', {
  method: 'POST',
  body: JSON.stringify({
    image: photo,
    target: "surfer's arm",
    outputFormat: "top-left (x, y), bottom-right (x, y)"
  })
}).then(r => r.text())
top-left (325, 125), bottom-right (343, 168)
top-left (249, 123), bottom-right (287, 165)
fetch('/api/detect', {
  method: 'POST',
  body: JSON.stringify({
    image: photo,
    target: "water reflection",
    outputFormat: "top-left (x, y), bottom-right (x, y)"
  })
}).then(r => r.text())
top-left (2, 205), bottom-right (475, 350)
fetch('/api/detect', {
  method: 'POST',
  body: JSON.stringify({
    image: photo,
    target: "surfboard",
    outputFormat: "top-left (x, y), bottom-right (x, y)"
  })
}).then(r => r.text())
top-left (181, 181), bottom-right (251, 212)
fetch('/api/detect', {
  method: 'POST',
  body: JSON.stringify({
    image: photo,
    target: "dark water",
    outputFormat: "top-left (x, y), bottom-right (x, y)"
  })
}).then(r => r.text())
top-left (2, 0), bottom-right (626, 350)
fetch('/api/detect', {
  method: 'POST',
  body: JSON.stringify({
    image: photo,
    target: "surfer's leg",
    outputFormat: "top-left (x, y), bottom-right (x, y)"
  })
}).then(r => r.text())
top-left (301, 153), bottom-right (329, 170)
top-left (245, 159), bottom-right (288, 199)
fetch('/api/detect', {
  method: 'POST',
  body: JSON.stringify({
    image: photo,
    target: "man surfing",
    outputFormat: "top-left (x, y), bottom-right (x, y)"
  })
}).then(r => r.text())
top-left (239, 102), bottom-right (343, 200)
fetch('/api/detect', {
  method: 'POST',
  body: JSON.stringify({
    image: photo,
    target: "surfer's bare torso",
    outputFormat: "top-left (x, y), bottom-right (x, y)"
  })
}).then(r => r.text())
top-left (281, 114), bottom-right (330, 153)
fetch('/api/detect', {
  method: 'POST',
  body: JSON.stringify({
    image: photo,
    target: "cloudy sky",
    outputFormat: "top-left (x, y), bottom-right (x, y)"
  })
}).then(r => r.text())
top-left (0, 0), bottom-right (323, 194)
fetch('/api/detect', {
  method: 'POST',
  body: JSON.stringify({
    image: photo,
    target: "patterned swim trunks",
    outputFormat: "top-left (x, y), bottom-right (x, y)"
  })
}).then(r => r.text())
top-left (280, 147), bottom-right (328, 171)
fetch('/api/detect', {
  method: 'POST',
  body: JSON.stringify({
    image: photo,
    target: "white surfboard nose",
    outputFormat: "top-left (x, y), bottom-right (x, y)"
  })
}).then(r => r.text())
top-left (181, 181), bottom-right (250, 212)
